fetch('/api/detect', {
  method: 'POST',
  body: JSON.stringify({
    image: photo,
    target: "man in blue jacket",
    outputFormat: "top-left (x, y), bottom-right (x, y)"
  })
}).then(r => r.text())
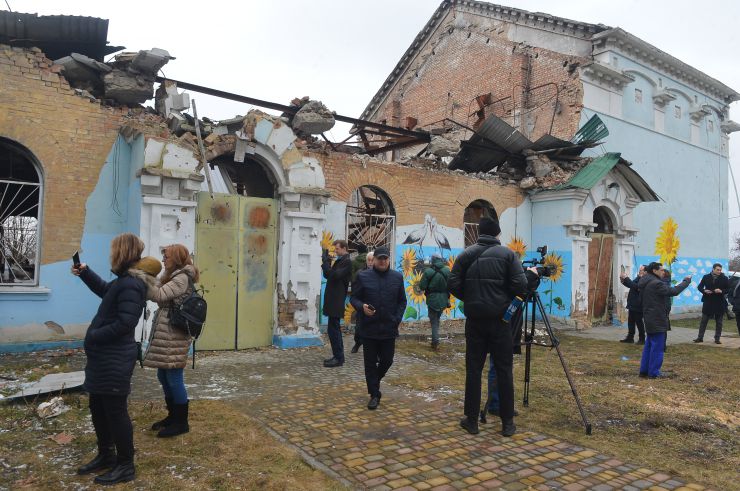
top-left (350, 246), bottom-right (407, 410)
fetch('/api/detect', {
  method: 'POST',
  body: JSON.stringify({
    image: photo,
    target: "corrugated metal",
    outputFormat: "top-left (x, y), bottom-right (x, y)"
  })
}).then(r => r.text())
top-left (613, 162), bottom-right (661, 202)
top-left (554, 152), bottom-right (621, 190)
top-left (476, 115), bottom-right (532, 154)
top-left (573, 114), bottom-right (609, 144)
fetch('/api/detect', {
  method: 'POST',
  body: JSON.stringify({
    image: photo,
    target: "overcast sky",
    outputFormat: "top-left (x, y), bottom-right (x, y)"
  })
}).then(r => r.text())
top-left (10, 0), bottom-right (740, 250)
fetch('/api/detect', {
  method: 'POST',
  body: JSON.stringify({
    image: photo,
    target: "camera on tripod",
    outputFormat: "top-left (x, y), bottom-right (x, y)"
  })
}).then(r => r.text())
top-left (522, 245), bottom-right (553, 279)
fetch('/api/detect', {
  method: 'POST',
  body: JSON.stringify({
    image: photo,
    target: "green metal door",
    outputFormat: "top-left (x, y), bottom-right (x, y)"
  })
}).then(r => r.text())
top-left (195, 192), bottom-right (276, 350)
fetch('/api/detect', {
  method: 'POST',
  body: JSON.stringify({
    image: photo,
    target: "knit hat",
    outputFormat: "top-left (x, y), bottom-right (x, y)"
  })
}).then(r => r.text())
top-left (479, 217), bottom-right (501, 237)
top-left (135, 256), bottom-right (162, 277)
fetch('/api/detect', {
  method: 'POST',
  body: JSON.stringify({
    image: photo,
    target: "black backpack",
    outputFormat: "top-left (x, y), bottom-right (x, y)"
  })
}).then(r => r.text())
top-left (171, 277), bottom-right (207, 340)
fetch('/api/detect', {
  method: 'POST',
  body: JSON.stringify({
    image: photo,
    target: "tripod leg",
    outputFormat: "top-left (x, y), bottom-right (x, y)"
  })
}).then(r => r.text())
top-left (534, 294), bottom-right (593, 435)
top-left (522, 297), bottom-right (535, 407)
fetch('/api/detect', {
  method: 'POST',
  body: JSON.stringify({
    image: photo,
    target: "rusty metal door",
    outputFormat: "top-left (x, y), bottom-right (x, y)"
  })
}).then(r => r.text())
top-left (588, 233), bottom-right (614, 323)
top-left (195, 193), bottom-right (276, 350)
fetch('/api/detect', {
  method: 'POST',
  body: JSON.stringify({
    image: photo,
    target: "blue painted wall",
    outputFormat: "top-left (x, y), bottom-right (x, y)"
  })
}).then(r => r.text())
top-left (0, 136), bottom-right (144, 350)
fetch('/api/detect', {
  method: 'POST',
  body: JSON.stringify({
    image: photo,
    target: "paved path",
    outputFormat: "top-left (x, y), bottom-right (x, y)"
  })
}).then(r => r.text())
top-left (132, 338), bottom-right (713, 491)
top-left (568, 324), bottom-right (740, 349)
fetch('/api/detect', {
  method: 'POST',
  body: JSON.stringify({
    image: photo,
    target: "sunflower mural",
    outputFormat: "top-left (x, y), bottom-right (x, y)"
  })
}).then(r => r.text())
top-left (507, 236), bottom-right (527, 260)
top-left (401, 248), bottom-right (418, 277)
top-left (655, 217), bottom-right (680, 271)
top-left (443, 295), bottom-right (458, 317)
top-left (406, 271), bottom-right (426, 305)
top-left (541, 252), bottom-right (566, 313)
top-left (320, 231), bottom-right (336, 257)
top-left (343, 302), bottom-right (354, 326)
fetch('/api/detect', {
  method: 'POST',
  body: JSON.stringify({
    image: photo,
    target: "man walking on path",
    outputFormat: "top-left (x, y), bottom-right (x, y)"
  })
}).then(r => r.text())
top-left (350, 246), bottom-right (406, 410)
top-left (694, 263), bottom-right (729, 344)
top-left (448, 217), bottom-right (531, 437)
top-left (419, 254), bottom-right (450, 350)
top-left (627, 262), bottom-right (690, 378)
top-left (350, 250), bottom-right (373, 354)
top-left (620, 265), bottom-right (646, 344)
top-left (322, 239), bottom-right (352, 367)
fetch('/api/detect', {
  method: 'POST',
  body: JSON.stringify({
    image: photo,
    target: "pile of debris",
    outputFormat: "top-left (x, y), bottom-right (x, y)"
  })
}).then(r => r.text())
top-left (56, 48), bottom-right (174, 105)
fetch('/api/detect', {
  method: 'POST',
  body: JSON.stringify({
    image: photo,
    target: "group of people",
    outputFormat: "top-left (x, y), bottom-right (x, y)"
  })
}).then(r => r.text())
top-left (71, 233), bottom-right (199, 485)
top-left (619, 261), bottom-right (740, 379)
top-left (321, 217), bottom-right (537, 437)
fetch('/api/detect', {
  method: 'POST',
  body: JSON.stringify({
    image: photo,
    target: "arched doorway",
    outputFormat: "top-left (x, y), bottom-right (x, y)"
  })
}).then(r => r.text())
top-left (212, 155), bottom-right (277, 198)
top-left (463, 199), bottom-right (497, 247)
top-left (0, 137), bottom-right (43, 286)
top-left (346, 185), bottom-right (396, 256)
top-left (588, 206), bottom-right (617, 323)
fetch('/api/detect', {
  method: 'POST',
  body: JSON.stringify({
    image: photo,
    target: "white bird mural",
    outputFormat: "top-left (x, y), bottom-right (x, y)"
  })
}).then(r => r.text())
top-left (403, 214), bottom-right (431, 246)
top-left (429, 216), bottom-right (451, 254)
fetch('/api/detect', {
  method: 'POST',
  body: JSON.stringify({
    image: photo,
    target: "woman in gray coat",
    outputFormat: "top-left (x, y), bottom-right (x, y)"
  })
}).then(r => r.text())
top-left (144, 244), bottom-right (200, 437)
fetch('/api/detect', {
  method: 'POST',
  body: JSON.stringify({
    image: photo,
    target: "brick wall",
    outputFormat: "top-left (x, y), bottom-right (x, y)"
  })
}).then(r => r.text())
top-left (371, 10), bottom-right (584, 142)
top-left (311, 151), bottom-right (524, 228)
top-left (0, 45), bottom-right (127, 265)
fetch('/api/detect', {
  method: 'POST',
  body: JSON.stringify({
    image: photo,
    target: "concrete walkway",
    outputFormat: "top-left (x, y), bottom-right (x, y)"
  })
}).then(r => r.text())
top-left (131, 338), bottom-right (713, 491)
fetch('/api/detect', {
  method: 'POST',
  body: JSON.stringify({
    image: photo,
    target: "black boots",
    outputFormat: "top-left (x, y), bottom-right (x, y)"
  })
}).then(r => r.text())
top-left (157, 401), bottom-right (189, 438)
top-left (94, 461), bottom-right (135, 485)
top-left (350, 343), bottom-right (361, 353)
top-left (151, 397), bottom-right (174, 431)
top-left (460, 416), bottom-right (479, 435)
top-left (77, 446), bottom-right (116, 475)
top-left (619, 337), bottom-right (634, 343)
top-left (502, 419), bottom-right (517, 437)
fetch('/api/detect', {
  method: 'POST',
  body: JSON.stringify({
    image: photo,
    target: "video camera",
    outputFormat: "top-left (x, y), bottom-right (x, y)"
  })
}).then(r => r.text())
top-left (522, 245), bottom-right (553, 278)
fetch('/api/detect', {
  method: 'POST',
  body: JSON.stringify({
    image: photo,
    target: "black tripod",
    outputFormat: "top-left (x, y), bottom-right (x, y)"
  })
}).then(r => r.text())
top-left (521, 289), bottom-right (592, 435)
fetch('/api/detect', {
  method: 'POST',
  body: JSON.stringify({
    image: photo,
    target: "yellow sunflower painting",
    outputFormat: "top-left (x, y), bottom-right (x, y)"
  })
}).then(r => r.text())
top-left (444, 295), bottom-right (457, 317)
top-left (542, 253), bottom-right (564, 282)
top-left (343, 303), bottom-right (354, 326)
top-left (401, 248), bottom-right (418, 278)
top-left (507, 236), bottom-right (527, 259)
top-left (320, 231), bottom-right (336, 257)
top-left (655, 217), bottom-right (680, 267)
top-left (406, 271), bottom-right (426, 305)
top-left (447, 254), bottom-right (457, 271)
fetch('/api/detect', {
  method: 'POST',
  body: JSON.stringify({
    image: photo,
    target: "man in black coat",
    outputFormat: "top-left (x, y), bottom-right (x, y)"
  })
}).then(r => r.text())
top-left (322, 239), bottom-right (352, 367)
top-left (694, 263), bottom-right (729, 344)
top-left (448, 217), bottom-right (529, 437)
top-left (619, 265), bottom-right (646, 344)
top-left (631, 262), bottom-right (691, 378)
top-left (350, 246), bottom-right (406, 410)
top-left (726, 274), bottom-right (740, 336)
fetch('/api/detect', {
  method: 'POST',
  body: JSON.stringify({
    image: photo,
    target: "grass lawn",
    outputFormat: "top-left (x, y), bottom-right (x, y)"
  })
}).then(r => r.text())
top-left (0, 360), bottom-right (344, 490)
top-left (670, 314), bottom-right (739, 331)
top-left (390, 334), bottom-right (740, 491)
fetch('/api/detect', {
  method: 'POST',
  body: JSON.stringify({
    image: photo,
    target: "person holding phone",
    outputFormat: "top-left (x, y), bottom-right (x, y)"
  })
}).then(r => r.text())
top-left (71, 233), bottom-right (148, 485)
top-left (350, 246), bottom-right (407, 410)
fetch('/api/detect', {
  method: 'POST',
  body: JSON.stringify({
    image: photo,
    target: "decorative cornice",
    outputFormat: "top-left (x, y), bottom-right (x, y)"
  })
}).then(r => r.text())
top-left (591, 28), bottom-right (740, 104)
top-left (652, 89), bottom-right (676, 108)
top-left (689, 104), bottom-right (712, 123)
top-left (530, 188), bottom-right (590, 202)
top-left (720, 120), bottom-right (740, 134)
top-left (581, 61), bottom-right (635, 90)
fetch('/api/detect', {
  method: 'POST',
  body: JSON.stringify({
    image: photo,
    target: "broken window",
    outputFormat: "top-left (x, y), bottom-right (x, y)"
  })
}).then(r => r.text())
top-left (1, 138), bottom-right (42, 286)
top-left (634, 88), bottom-right (642, 104)
top-left (214, 156), bottom-right (276, 199)
top-left (592, 206), bottom-right (615, 234)
top-left (346, 186), bottom-right (395, 256)
top-left (463, 199), bottom-right (497, 247)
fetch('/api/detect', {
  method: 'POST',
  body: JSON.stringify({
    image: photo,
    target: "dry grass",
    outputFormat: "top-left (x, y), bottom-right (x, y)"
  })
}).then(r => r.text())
top-left (390, 334), bottom-right (740, 491)
top-left (0, 396), bottom-right (344, 490)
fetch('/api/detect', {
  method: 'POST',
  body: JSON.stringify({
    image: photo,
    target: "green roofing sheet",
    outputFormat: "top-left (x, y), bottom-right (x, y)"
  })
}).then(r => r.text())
top-left (554, 152), bottom-right (621, 190)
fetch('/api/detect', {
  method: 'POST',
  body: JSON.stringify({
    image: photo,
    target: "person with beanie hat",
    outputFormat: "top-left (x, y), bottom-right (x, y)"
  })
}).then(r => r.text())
top-left (449, 217), bottom-right (532, 437)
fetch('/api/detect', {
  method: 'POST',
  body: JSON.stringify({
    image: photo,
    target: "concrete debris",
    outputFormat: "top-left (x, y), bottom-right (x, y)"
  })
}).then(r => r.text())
top-left (54, 53), bottom-right (111, 96)
top-left (155, 80), bottom-right (190, 117)
top-left (37, 397), bottom-right (69, 419)
top-left (131, 48), bottom-right (173, 75)
top-left (103, 69), bottom-right (153, 105)
top-left (526, 154), bottom-right (555, 178)
top-left (519, 176), bottom-right (537, 189)
top-left (426, 136), bottom-right (460, 157)
top-left (291, 100), bottom-right (335, 134)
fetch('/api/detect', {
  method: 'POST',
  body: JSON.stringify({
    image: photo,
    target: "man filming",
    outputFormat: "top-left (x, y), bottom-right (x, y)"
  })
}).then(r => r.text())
top-left (449, 217), bottom-right (537, 437)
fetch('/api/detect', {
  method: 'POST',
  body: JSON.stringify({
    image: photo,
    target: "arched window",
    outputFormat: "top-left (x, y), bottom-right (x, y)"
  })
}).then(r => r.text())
top-left (1, 137), bottom-right (43, 286)
top-left (346, 185), bottom-right (395, 256)
top-left (213, 155), bottom-right (277, 199)
top-left (593, 206), bottom-right (615, 234)
top-left (463, 199), bottom-right (497, 247)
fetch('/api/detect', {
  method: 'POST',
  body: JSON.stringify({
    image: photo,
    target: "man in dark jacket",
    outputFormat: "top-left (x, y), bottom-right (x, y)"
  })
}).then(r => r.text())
top-left (350, 250), bottom-right (373, 354)
top-left (350, 246), bottom-right (406, 410)
top-left (628, 262), bottom-right (690, 378)
top-left (694, 263), bottom-right (729, 344)
top-left (322, 239), bottom-right (352, 367)
top-left (619, 265), bottom-right (646, 344)
top-left (448, 217), bottom-right (529, 437)
top-left (419, 254), bottom-right (450, 350)
top-left (726, 274), bottom-right (740, 336)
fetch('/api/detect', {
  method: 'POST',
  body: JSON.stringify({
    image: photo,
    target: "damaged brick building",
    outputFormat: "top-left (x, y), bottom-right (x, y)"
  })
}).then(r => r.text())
top-left (0, 2), bottom-right (737, 352)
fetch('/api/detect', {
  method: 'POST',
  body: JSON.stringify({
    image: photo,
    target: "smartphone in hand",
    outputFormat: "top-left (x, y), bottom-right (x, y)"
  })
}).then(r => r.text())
top-left (72, 251), bottom-right (81, 268)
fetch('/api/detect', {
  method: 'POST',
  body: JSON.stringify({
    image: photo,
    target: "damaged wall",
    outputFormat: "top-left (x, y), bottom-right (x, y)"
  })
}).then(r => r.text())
top-left (370, 9), bottom-right (585, 144)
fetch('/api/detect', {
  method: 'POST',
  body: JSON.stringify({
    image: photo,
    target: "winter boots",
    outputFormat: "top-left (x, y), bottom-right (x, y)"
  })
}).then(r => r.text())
top-left (77, 446), bottom-right (116, 475)
top-left (151, 397), bottom-right (174, 431)
top-left (157, 401), bottom-right (189, 438)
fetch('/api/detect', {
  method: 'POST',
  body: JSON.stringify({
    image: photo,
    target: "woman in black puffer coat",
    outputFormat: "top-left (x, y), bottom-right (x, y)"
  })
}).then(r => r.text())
top-left (72, 233), bottom-right (148, 486)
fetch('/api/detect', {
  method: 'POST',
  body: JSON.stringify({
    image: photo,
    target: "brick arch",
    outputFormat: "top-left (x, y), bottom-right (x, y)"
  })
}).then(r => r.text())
top-left (333, 166), bottom-right (412, 224)
top-left (453, 184), bottom-right (523, 227)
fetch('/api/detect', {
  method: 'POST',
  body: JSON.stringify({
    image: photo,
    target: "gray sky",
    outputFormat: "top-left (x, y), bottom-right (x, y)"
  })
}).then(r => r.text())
top-left (10, 0), bottom-right (740, 250)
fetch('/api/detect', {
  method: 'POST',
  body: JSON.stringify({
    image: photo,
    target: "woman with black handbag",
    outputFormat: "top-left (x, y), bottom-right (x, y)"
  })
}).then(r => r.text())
top-left (72, 233), bottom-right (148, 485)
top-left (144, 243), bottom-right (200, 438)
